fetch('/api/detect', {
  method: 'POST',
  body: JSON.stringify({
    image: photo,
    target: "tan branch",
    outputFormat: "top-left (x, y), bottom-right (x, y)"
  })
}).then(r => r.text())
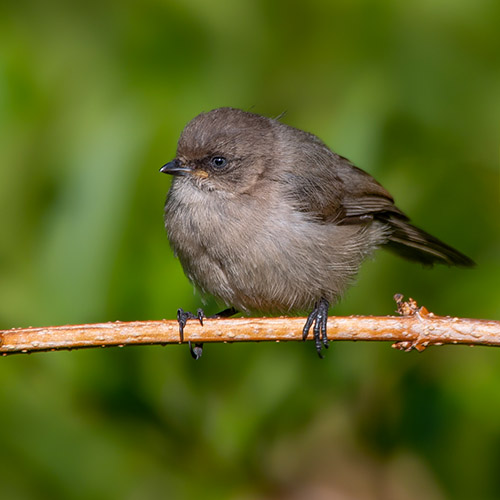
top-left (0, 296), bottom-right (498, 356)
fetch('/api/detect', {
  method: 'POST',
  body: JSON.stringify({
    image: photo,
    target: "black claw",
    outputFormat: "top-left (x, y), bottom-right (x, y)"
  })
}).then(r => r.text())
top-left (189, 342), bottom-right (204, 360)
top-left (303, 298), bottom-right (330, 357)
top-left (302, 309), bottom-right (317, 341)
top-left (196, 308), bottom-right (204, 326)
top-left (177, 308), bottom-right (204, 343)
top-left (176, 307), bottom-right (239, 360)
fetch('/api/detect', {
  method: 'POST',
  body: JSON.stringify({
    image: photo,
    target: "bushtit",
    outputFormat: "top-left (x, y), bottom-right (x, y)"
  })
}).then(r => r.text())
top-left (161, 107), bottom-right (474, 358)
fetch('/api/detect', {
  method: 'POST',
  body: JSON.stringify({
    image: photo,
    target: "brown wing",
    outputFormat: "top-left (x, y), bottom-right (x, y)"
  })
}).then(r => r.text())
top-left (286, 147), bottom-right (474, 267)
top-left (285, 145), bottom-right (406, 224)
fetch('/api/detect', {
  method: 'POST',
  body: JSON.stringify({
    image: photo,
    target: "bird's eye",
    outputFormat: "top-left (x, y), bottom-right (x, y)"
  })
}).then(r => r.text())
top-left (210, 156), bottom-right (227, 168)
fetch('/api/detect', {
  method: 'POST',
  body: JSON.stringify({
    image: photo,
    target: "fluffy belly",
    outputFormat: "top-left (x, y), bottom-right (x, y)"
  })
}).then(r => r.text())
top-left (165, 181), bottom-right (386, 313)
top-left (170, 212), bottom-right (376, 313)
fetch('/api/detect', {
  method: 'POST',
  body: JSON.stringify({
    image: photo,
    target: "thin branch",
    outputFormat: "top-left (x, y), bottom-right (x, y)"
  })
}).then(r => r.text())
top-left (1, 296), bottom-right (498, 356)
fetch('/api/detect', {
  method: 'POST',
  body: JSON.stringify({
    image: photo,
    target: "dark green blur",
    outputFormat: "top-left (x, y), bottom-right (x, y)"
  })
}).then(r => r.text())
top-left (0, 1), bottom-right (499, 498)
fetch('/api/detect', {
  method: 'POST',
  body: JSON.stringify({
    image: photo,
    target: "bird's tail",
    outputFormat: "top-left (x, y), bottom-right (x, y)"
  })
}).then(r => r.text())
top-left (382, 216), bottom-right (475, 267)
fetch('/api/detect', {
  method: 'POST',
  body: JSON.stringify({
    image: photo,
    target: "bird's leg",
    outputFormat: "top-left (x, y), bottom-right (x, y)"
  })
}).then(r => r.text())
top-left (302, 298), bottom-right (330, 358)
top-left (177, 308), bottom-right (204, 359)
top-left (176, 307), bottom-right (239, 359)
top-left (177, 308), bottom-right (204, 342)
top-left (212, 307), bottom-right (239, 319)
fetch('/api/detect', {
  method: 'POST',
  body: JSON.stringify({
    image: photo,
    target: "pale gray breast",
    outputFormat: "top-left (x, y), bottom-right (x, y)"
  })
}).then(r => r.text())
top-left (164, 177), bottom-right (388, 312)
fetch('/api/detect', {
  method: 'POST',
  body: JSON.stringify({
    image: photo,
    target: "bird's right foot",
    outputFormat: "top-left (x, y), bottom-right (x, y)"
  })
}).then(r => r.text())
top-left (176, 307), bottom-right (239, 360)
top-left (177, 308), bottom-right (204, 359)
top-left (177, 308), bottom-right (204, 342)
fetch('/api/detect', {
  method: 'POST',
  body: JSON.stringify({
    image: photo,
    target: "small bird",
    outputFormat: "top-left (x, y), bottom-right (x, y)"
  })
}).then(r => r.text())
top-left (161, 107), bottom-right (474, 358)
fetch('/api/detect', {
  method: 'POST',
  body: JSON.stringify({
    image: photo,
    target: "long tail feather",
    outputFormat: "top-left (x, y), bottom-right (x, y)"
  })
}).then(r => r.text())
top-left (383, 216), bottom-right (475, 267)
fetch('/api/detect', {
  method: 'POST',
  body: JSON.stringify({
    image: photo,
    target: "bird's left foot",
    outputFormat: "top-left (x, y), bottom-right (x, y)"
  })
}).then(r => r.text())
top-left (302, 298), bottom-right (330, 358)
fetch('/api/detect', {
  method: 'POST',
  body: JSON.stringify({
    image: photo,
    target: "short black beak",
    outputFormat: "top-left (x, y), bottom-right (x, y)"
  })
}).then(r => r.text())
top-left (159, 159), bottom-right (192, 176)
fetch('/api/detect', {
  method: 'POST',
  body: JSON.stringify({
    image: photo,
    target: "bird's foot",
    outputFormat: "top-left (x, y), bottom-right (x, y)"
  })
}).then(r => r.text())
top-left (176, 307), bottom-right (239, 359)
top-left (177, 308), bottom-right (204, 359)
top-left (302, 298), bottom-right (330, 358)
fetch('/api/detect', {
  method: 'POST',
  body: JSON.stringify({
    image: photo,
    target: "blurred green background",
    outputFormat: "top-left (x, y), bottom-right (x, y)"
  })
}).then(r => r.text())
top-left (0, 0), bottom-right (499, 498)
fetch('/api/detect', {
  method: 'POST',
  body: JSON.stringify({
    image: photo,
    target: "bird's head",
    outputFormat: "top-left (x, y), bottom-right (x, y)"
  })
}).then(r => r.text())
top-left (161, 108), bottom-right (277, 194)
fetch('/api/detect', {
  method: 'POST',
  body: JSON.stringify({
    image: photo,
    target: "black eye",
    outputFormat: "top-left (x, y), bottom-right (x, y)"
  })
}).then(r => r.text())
top-left (210, 156), bottom-right (227, 168)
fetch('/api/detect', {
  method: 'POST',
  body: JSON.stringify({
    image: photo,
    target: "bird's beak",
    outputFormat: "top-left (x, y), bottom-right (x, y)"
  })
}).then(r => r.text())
top-left (159, 159), bottom-right (193, 176)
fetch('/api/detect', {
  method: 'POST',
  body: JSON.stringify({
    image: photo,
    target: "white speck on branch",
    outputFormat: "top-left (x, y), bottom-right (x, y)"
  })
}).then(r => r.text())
top-left (0, 296), bottom-right (498, 356)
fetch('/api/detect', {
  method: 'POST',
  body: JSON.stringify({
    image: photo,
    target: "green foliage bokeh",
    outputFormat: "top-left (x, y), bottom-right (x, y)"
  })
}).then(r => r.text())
top-left (0, 1), bottom-right (499, 499)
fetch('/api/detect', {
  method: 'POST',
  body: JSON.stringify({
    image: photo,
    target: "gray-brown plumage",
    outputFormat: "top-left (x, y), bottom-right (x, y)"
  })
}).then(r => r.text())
top-left (161, 107), bottom-right (474, 357)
